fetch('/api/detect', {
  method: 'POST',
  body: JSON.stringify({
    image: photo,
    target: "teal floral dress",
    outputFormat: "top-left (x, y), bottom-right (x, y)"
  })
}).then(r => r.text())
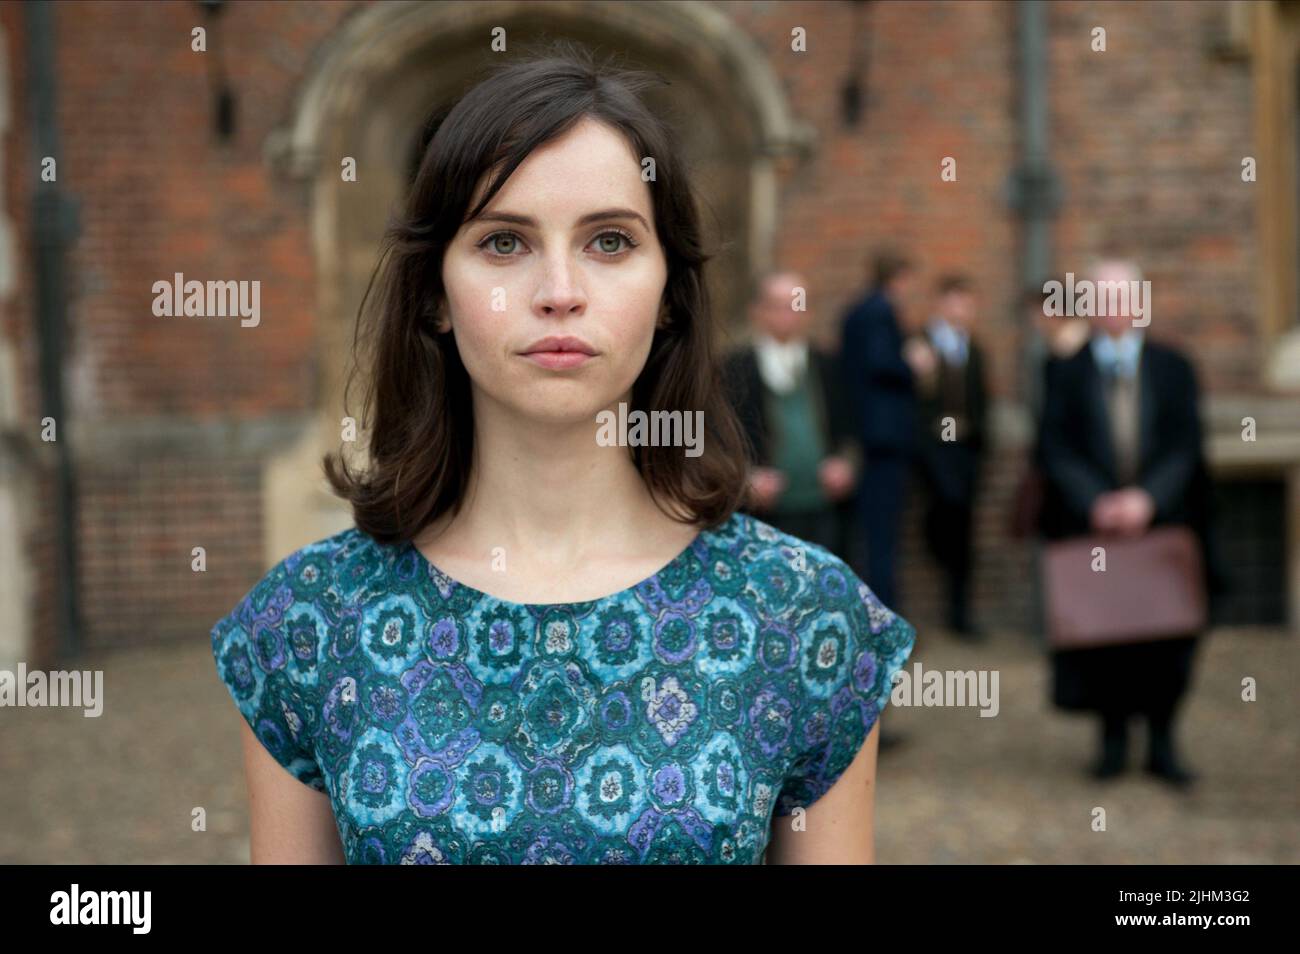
top-left (210, 511), bottom-right (915, 864)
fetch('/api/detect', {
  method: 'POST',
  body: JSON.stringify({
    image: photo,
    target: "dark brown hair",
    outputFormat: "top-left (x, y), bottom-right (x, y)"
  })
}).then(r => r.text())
top-left (935, 272), bottom-right (975, 296)
top-left (870, 248), bottom-right (913, 290)
top-left (323, 42), bottom-right (749, 545)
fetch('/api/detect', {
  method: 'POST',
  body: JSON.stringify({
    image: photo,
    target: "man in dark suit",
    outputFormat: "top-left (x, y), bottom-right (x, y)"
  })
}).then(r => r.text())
top-left (723, 271), bottom-right (860, 559)
top-left (839, 251), bottom-right (924, 612)
top-left (913, 274), bottom-right (989, 638)
top-left (1038, 258), bottom-right (1213, 787)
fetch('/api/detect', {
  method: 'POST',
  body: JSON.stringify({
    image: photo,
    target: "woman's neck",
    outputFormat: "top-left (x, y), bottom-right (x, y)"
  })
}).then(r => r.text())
top-left (414, 393), bottom-right (696, 579)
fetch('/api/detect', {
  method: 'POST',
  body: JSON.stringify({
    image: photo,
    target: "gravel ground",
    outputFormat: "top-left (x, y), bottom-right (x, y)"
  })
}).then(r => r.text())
top-left (1, 625), bottom-right (1295, 864)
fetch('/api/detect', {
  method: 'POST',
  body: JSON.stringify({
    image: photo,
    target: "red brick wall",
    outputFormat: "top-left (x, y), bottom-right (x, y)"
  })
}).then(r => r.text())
top-left (3, 1), bottom-right (353, 653)
top-left (79, 456), bottom-right (266, 646)
top-left (1, 0), bottom-right (1262, 653)
top-left (50, 0), bottom-right (348, 417)
top-left (1049, 0), bottom-right (1258, 393)
top-left (734, 0), bottom-right (1021, 390)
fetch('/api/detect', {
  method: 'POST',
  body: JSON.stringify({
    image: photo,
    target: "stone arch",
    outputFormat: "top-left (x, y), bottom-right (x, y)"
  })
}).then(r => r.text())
top-left (262, 0), bottom-right (815, 560)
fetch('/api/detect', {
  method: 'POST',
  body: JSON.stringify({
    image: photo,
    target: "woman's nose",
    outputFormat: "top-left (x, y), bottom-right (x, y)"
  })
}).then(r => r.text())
top-left (534, 255), bottom-right (587, 316)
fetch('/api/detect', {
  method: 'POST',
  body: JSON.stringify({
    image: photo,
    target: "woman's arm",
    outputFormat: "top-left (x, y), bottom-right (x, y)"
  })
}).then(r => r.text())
top-left (764, 721), bottom-right (879, 864)
top-left (240, 720), bottom-right (346, 864)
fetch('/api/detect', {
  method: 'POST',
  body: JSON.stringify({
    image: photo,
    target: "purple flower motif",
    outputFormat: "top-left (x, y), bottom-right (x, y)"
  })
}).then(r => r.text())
top-left (489, 620), bottom-right (514, 654)
top-left (429, 617), bottom-right (460, 659)
top-left (719, 762), bottom-right (735, 794)
top-left (747, 687), bottom-right (795, 758)
top-left (599, 690), bottom-right (633, 732)
top-left (365, 681), bottom-right (404, 725)
top-left (602, 618), bottom-right (632, 654)
top-left (818, 565), bottom-right (850, 600)
top-left (852, 650), bottom-right (878, 694)
top-left (627, 807), bottom-right (665, 855)
top-left (651, 763), bottom-right (688, 807)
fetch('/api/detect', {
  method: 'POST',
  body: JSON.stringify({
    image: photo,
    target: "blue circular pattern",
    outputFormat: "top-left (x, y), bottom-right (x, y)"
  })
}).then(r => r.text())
top-left (210, 512), bottom-right (915, 863)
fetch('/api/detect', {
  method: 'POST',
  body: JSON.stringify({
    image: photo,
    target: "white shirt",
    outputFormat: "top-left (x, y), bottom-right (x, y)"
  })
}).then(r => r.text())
top-left (1090, 329), bottom-right (1145, 379)
top-left (927, 317), bottom-right (969, 366)
top-left (753, 332), bottom-right (808, 395)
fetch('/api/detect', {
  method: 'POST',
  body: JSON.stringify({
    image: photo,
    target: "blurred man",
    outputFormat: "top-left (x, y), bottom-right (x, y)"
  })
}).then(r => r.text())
top-left (724, 271), bottom-right (859, 558)
top-left (914, 274), bottom-right (989, 639)
top-left (840, 250), bottom-right (929, 611)
top-left (1038, 257), bottom-right (1212, 787)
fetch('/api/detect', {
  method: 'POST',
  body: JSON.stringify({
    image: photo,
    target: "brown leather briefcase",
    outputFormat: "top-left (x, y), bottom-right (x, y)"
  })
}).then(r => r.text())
top-left (1042, 524), bottom-right (1207, 650)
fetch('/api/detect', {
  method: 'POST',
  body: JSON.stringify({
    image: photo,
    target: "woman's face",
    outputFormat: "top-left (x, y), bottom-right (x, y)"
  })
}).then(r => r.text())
top-left (440, 116), bottom-right (669, 427)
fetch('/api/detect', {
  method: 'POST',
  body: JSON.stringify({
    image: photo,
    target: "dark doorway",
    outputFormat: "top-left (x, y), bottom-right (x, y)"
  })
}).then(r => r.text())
top-left (1210, 477), bottom-right (1288, 626)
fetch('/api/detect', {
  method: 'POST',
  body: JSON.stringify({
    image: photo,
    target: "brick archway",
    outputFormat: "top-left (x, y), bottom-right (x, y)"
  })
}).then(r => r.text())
top-left (260, 0), bottom-right (814, 561)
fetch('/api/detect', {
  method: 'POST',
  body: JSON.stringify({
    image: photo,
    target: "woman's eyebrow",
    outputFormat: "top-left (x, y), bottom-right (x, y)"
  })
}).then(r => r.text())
top-left (473, 208), bottom-right (651, 231)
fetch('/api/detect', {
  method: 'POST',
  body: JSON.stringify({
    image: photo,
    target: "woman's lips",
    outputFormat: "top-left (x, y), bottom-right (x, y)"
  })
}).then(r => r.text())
top-left (520, 351), bottom-right (594, 369)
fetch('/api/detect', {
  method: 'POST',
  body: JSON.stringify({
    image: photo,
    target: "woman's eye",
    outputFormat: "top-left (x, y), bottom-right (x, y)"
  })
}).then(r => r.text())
top-left (477, 229), bottom-right (637, 259)
top-left (486, 233), bottom-right (519, 256)
top-left (593, 230), bottom-right (636, 255)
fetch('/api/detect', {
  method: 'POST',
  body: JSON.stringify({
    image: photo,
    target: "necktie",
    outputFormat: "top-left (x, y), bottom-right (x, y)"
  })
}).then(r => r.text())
top-left (1103, 360), bottom-right (1140, 484)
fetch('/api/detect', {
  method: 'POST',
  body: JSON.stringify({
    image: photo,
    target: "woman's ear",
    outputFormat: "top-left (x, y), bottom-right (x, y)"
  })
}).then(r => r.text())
top-left (431, 300), bottom-right (451, 334)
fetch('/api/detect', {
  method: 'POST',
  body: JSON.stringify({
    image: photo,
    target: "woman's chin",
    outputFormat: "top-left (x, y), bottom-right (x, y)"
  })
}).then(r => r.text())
top-left (507, 395), bottom-right (615, 432)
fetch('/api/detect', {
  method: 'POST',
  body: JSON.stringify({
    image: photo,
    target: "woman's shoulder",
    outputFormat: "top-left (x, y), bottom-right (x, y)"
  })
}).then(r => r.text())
top-left (705, 509), bottom-right (836, 565)
top-left (207, 528), bottom-right (376, 793)
top-left (703, 512), bottom-right (908, 631)
top-left (208, 524), bottom-right (399, 717)
top-left (722, 512), bottom-right (917, 815)
top-left (701, 511), bottom-right (847, 580)
top-left (210, 525), bottom-right (393, 635)
top-left (274, 524), bottom-right (391, 593)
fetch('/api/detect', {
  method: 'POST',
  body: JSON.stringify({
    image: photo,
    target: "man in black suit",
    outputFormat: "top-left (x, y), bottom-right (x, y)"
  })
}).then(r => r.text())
top-left (1038, 258), bottom-right (1213, 787)
top-left (840, 251), bottom-right (924, 611)
top-left (913, 274), bottom-right (989, 638)
top-left (723, 271), bottom-right (860, 559)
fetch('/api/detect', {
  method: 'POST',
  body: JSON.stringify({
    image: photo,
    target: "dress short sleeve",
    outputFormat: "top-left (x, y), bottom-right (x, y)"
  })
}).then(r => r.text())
top-left (210, 556), bottom-right (327, 792)
top-left (774, 565), bottom-right (916, 816)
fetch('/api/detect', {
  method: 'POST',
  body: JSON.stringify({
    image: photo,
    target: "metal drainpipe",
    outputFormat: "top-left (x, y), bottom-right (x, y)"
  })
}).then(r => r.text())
top-left (1010, 0), bottom-right (1059, 292)
top-left (25, 2), bottom-right (81, 660)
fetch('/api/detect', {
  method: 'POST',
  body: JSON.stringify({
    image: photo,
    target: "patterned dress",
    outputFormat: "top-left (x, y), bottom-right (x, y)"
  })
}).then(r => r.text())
top-left (210, 511), bottom-right (916, 864)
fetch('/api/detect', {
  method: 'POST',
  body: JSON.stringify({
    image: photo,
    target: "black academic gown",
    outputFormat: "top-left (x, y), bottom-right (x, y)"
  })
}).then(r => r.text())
top-left (1037, 337), bottom-right (1215, 716)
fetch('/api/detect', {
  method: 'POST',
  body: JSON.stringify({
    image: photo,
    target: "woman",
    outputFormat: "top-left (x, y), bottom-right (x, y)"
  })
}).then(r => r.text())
top-left (209, 46), bottom-right (915, 864)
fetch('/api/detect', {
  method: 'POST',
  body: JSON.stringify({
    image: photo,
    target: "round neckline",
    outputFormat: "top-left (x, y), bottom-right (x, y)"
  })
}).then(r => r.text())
top-left (402, 515), bottom-right (728, 608)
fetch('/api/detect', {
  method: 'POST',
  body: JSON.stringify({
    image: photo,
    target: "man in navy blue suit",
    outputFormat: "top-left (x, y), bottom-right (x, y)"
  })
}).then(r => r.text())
top-left (840, 250), bottom-right (927, 614)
